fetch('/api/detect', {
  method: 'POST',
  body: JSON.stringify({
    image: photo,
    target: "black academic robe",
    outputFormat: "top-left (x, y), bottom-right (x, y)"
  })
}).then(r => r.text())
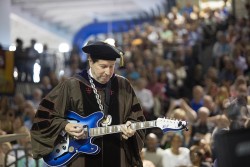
top-left (30, 70), bottom-right (145, 167)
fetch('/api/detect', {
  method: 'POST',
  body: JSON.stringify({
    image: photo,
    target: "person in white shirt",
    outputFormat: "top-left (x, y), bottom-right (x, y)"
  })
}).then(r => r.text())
top-left (140, 151), bottom-right (156, 167)
top-left (142, 133), bottom-right (164, 167)
top-left (134, 78), bottom-right (154, 120)
top-left (162, 133), bottom-right (192, 167)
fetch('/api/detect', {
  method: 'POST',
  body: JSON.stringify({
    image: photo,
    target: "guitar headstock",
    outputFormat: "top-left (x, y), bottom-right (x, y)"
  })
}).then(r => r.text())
top-left (155, 117), bottom-right (188, 133)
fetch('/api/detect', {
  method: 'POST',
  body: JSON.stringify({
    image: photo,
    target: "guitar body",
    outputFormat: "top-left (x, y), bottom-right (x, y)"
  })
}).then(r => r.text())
top-left (43, 110), bottom-right (188, 167)
top-left (43, 111), bottom-right (104, 167)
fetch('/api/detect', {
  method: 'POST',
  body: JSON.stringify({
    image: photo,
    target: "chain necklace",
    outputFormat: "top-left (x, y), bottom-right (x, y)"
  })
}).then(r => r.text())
top-left (87, 72), bottom-right (112, 126)
top-left (88, 73), bottom-right (104, 111)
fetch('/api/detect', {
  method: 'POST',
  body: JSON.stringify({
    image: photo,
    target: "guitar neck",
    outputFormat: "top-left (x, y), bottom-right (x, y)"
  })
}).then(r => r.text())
top-left (89, 120), bottom-right (156, 137)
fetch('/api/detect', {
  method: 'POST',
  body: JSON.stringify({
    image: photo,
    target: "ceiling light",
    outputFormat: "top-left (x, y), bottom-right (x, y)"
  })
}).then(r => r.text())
top-left (9, 45), bottom-right (16, 51)
top-left (59, 43), bottom-right (70, 53)
top-left (34, 43), bottom-right (43, 53)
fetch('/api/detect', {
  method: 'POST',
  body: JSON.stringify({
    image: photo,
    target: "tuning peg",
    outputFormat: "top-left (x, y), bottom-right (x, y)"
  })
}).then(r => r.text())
top-left (178, 121), bottom-right (182, 127)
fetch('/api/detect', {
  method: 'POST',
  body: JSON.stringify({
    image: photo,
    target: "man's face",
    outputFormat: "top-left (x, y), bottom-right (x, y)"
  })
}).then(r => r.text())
top-left (145, 135), bottom-right (158, 151)
top-left (171, 135), bottom-right (182, 149)
top-left (89, 58), bottom-right (116, 84)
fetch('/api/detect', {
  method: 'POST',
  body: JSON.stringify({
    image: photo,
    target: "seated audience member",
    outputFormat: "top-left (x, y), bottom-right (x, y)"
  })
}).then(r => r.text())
top-left (203, 95), bottom-right (219, 116)
top-left (142, 133), bottom-right (164, 167)
top-left (229, 75), bottom-right (247, 98)
top-left (214, 86), bottom-right (230, 113)
top-left (22, 101), bottom-right (36, 130)
top-left (40, 76), bottom-right (52, 97)
top-left (11, 93), bottom-right (26, 112)
top-left (224, 96), bottom-right (249, 130)
top-left (0, 142), bottom-right (16, 167)
top-left (190, 145), bottom-right (212, 167)
top-left (134, 78), bottom-right (155, 120)
top-left (162, 107), bottom-right (194, 149)
top-left (9, 126), bottom-right (45, 167)
top-left (12, 114), bottom-right (25, 133)
top-left (1, 108), bottom-right (16, 134)
top-left (162, 133), bottom-right (192, 167)
top-left (192, 107), bottom-right (214, 143)
top-left (162, 108), bottom-right (187, 149)
top-left (190, 85), bottom-right (204, 112)
top-left (30, 88), bottom-right (43, 110)
top-left (182, 124), bottom-right (193, 148)
top-left (160, 131), bottom-right (175, 150)
top-left (209, 114), bottom-right (230, 137)
top-left (10, 126), bottom-right (31, 159)
top-left (166, 98), bottom-right (197, 123)
top-left (140, 151), bottom-right (156, 167)
top-left (198, 138), bottom-right (213, 165)
top-left (0, 129), bottom-right (6, 135)
top-left (0, 96), bottom-right (9, 115)
top-left (16, 142), bottom-right (44, 167)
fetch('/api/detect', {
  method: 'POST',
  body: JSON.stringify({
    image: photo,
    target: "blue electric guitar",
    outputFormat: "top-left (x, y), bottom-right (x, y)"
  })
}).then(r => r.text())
top-left (43, 111), bottom-right (188, 167)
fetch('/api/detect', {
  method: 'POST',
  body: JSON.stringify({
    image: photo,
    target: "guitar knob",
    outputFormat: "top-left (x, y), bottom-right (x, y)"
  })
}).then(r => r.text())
top-left (62, 146), bottom-right (66, 150)
top-left (69, 146), bottom-right (74, 153)
top-left (56, 149), bottom-right (60, 153)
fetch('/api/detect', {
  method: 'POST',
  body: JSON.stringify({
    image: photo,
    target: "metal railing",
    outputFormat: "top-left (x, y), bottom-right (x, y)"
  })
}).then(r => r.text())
top-left (4, 147), bottom-right (40, 167)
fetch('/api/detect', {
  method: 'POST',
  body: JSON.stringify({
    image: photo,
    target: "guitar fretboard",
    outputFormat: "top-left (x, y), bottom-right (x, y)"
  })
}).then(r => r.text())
top-left (89, 121), bottom-right (156, 137)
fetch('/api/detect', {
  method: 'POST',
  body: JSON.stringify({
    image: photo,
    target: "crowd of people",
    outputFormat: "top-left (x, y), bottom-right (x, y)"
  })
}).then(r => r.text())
top-left (1, 1), bottom-right (250, 167)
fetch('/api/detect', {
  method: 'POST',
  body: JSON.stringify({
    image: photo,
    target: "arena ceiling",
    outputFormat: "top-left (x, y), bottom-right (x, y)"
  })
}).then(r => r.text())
top-left (10, 0), bottom-right (165, 49)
